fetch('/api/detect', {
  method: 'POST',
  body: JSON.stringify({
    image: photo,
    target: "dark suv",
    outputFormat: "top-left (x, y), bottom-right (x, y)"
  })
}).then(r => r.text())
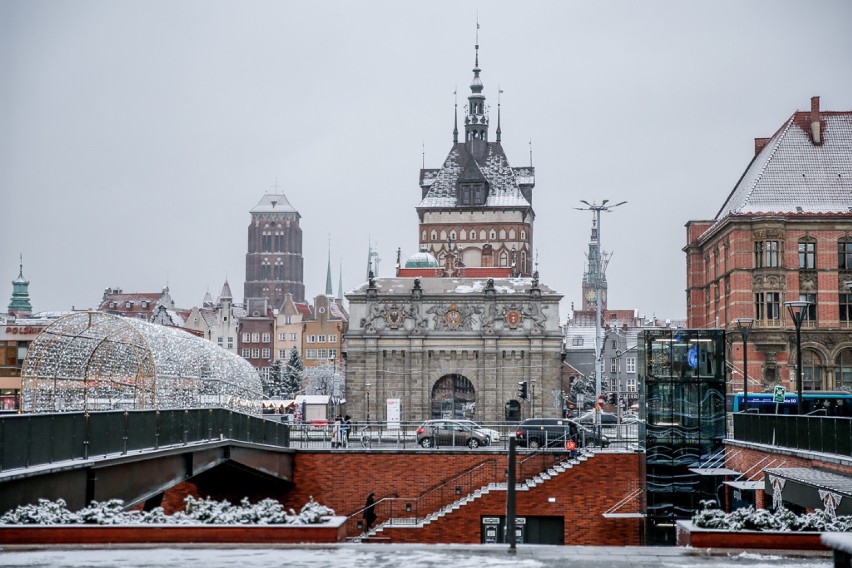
top-left (515, 418), bottom-right (609, 449)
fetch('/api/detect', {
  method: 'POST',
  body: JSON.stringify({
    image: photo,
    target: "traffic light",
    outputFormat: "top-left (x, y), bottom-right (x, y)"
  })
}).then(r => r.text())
top-left (517, 381), bottom-right (528, 400)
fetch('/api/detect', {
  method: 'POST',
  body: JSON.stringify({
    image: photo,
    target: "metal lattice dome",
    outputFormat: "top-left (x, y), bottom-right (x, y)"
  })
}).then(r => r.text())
top-left (21, 311), bottom-right (263, 413)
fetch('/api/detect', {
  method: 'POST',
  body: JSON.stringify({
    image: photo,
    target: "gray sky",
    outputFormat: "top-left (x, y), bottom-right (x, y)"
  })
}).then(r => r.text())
top-left (2, 1), bottom-right (852, 321)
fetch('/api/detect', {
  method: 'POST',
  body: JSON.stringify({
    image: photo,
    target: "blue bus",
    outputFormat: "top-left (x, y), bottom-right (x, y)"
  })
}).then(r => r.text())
top-left (730, 391), bottom-right (852, 416)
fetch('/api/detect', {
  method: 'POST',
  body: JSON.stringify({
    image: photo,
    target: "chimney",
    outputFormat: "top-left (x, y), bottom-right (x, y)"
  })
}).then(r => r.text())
top-left (754, 137), bottom-right (770, 156)
top-left (810, 96), bottom-right (822, 145)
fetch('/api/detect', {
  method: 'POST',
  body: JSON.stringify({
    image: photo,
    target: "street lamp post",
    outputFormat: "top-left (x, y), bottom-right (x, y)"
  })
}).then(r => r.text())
top-left (734, 318), bottom-right (754, 412)
top-left (785, 301), bottom-right (811, 415)
top-left (365, 382), bottom-right (371, 422)
top-left (575, 199), bottom-right (627, 430)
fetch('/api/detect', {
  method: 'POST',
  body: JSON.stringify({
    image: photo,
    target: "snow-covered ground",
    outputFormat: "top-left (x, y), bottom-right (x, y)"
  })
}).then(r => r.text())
top-left (0, 545), bottom-right (831, 568)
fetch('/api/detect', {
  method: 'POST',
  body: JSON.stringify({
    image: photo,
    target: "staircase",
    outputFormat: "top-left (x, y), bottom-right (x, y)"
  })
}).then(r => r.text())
top-left (355, 449), bottom-right (597, 541)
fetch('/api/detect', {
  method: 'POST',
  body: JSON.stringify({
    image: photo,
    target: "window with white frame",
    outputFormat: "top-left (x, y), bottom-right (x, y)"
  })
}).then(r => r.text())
top-left (318, 349), bottom-right (328, 359)
top-left (318, 335), bottom-right (327, 343)
top-left (306, 349), bottom-right (316, 359)
top-left (288, 333), bottom-right (297, 341)
top-left (572, 337), bottom-right (583, 346)
top-left (261, 332), bottom-right (271, 343)
top-left (307, 335), bottom-right (316, 343)
top-left (329, 348), bottom-right (337, 359)
top-left (610, 358), bottom-right (619, 373)
top-left (626, 357), bottom-right (636, 373)
top-left (251, 348), bottom-right (260, 359)
top-left (285, 316), bottom-right (292, 324)
top-left (261, 348), bottom-right (270, 359)
top-left (242, 333), bottom-right (251, 343)
top-left (328, 334), bottom-right (337, 343)
top-left (227, 338), bottom-right (234, 349)
top-left (278, 332), bottom-right (286, 341)
top-left (259, 367), bottom-right (270, 381)
top-left (217, 337), bottom-right (223, 346)
top-left (241, 348), bottom-right (250, 358)
top-left (626, 378), bottom-right (637, 392)
top-left (278, 349), bottom-right (287, 359)
top-left (251, 333), bottom-right (260, 343)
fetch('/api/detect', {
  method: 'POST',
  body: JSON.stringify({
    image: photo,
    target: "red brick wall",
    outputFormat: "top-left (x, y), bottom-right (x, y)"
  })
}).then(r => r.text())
top-left (162, 450), bottom-right (643, 545)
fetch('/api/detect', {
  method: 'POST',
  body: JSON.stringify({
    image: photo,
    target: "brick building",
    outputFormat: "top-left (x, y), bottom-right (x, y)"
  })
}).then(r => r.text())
top-left (244, 193), bottom-right (304, 306)
top-left (685, 96), bottom-right (852, 393)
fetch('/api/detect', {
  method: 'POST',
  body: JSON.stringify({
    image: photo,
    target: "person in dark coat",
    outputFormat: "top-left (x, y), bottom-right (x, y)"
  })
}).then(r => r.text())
top-left (362, 492), bottom-right (377, 531)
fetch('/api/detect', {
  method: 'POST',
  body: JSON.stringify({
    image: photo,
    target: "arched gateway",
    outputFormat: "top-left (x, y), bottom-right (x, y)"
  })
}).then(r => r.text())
top-left (431, 374), bottom-right (475, 419)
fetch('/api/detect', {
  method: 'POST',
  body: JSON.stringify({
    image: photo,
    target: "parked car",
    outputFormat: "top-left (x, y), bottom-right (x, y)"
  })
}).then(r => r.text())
top-left (456, 419), bottom-right (500, 444)
top-left (577, 411), bottom-right (618, 426)
top-left (515, 418), bottom-right (610, 449)
top-left (416, 420), bottom-right (490, 449)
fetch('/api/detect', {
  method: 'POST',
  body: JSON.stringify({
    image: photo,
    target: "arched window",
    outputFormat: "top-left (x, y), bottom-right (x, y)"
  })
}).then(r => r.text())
top-left (440, 230), bottom-right (447, 241)
top-left (479, 229), bottom-right (486, 240)
top-left (802, 350), bottom-right (823, 391)
top-left (459, 230), bottom-right (466, 240)
top-left (421, 230), bottom-right (427, 241)
top-left (431, 230), bottom-right (437, 241)
top-left (521, 230), bottom-right (526, 241)
top-left (499, 229), bottom-right (506, 240)
top-left (836, 350), bottom-right (852, 390)
top-left (509, 229), bottom-right (516, 240)
top-left (499, 251), bottom-right (508, 267)
top-left (490, 230), bottom-right (496, 240)
top-left (431, 374), bottom-right (476, 419)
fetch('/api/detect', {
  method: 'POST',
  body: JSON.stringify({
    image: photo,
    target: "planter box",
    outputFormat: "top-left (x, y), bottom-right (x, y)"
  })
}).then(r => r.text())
top-left (676, 520), bottom-right (828, 551)
top-left (0, 517), bottom-right (347, 545)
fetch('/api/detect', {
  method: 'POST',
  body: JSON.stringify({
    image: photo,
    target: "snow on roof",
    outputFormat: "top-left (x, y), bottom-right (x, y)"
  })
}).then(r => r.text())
top-left (712, 110), bottom-right (852, 227)
top-left (295, 394), bottom-right (330, 404)
top-left (349, 277), bottom-right (560, 296)
top-left (418, 143), bottom-right (532, 209)
top-left (250, 193), bottom-right (298, 214)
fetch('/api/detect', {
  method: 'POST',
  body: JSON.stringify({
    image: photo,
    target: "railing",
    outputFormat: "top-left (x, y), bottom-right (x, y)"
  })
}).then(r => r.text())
top-left (0, 408), bottom-right (290, 473)
top-left (732, 413), bottom-right (852, 457)
top-left (344, 457), bottom-right (501, 538)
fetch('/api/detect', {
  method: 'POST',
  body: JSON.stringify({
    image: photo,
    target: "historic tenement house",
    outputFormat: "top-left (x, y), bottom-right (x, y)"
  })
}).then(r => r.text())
top-left (685, 96), bottom-right (852, 393)
top-left (346, 40), bottom-right (563, 423)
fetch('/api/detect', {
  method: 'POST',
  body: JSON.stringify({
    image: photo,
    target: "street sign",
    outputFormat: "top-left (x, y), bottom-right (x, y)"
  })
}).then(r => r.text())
top-left (773, 385), bottom-right (787, 403)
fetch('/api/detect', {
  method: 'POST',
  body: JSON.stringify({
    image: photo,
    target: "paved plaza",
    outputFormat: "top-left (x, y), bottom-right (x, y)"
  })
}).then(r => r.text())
top-left (0, 544), bottom-right (831, 568)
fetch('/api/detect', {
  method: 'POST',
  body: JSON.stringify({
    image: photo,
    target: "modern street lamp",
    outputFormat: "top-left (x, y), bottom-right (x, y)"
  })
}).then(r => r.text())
top-left (785, 301), bottom-right (811, 415)
top-left (734, 318), bottom-right (754, 412)
top-left (574, 199), bottom-right (627, 429)
top-left (365, 382), bottom-right (371, 422)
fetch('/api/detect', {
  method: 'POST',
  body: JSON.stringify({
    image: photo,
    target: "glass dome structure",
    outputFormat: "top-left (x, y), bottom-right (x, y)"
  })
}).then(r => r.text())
top-left (21, 312), bottom-right (263, 413)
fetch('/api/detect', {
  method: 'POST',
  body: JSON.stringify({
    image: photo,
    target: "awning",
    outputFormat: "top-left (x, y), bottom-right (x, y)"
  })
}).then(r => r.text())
top-left (724, 480), bottom-right (763, 491)
top-left (688, 467), bottom-right (741, 476)
top-left (765, 467), bottom-right (852, 516)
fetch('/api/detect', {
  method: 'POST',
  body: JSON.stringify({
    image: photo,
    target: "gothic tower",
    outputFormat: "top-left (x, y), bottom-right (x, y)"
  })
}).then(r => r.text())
top-left (416, 34), bottom-right (535, 277)
top-left (244, 193), bottom-right (304, 306)
top-left (582, 218), bottom-right (608, 311)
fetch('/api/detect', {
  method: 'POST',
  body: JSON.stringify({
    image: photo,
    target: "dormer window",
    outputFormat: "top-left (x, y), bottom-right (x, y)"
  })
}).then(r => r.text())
top-left (141, 301), bottom-right (148, 308)
top-left (459, 183), bottom-right (486, 206)
top-left (109, 302), bottom-right (116, 309)
top-left (125, 301), bottom-right (132, 309)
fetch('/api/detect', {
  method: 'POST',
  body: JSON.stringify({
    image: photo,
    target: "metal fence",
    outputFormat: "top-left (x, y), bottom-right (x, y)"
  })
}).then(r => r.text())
top-left (0, 408), bottom-right (290, 473)
top-left (732, 413), bottom-right (852, 457)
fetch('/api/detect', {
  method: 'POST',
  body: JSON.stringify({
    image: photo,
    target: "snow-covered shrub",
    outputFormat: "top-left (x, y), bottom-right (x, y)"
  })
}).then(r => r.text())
top-left (0, 496), bottom-right (334, 526)
top-left (0, 498), bottom-right (77, 525)
top-left (692, 501), bottom-right (852, 532)
top-left (296, 496), bottom-right (335, 524)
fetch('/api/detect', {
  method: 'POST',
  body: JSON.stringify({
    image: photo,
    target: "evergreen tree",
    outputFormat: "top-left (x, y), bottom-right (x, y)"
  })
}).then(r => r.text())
top-left (281, 347), bottom-right (304, 398)
top-left (264, 359), bottom-right (283, 398)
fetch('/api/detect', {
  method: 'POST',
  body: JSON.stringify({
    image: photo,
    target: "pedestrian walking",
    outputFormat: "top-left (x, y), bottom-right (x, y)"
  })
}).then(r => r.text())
top-left (363, 492), bottom-right (377, 531)
top-left (342, 415), bottom-right (352, 447)
top-left (331, 415), bottom-right (341, 448)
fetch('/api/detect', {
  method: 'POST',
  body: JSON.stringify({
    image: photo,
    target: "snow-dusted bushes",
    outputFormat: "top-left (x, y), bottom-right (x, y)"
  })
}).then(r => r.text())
top-left (0, 496), bottom-right (335, 526)
top-left (692, 500), bottom-right (852, 532)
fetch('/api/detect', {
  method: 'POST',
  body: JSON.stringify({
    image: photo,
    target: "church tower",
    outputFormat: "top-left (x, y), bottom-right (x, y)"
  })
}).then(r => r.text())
top-left (581, 218), bottom-right (608, 311)
top-left (244, 193), bottom-right (304, 306)
top-left (7, 256), bottom-right (33, 317)
top-left (416, 33), bottom-right (535, 277)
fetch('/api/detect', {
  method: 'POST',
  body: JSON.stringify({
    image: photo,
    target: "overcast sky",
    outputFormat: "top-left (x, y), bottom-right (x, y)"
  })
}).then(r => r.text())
top-left (2, 1), bottom-right (852, 321)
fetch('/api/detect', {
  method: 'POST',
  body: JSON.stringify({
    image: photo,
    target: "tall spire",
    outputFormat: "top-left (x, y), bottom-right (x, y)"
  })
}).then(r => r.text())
top-left (464, 20), bottom-right (488, 143)
top-left (325, 236), bottom-right (333, 296)
top-left (452, 88), bottom-right (459, 144)
top-left (496, 86), bottom-right (502, 143)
